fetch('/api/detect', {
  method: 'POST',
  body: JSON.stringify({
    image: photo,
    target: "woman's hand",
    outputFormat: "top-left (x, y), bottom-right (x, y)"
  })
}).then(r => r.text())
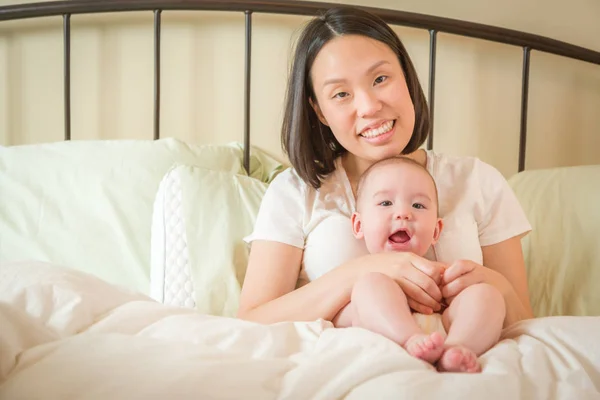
top-left (374, 252), bottom-right (447, 315)
top-left (441, 259), bottom-right (509, 305)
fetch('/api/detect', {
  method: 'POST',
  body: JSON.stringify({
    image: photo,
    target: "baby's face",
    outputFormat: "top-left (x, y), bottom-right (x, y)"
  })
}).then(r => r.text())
top-left (352, 162), bottom-right (442, 256)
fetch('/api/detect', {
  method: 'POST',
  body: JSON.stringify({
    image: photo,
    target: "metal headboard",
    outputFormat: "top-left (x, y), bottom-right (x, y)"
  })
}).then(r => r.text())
top-left (1, 0), bottom-right (599, 173)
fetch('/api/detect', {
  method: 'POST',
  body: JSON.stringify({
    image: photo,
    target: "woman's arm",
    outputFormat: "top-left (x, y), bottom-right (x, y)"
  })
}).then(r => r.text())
top-left (237, 240), bottom-right (447, 324)
top-left (237, 240), bottom-right (352, 323)
top-left (482, 235), bottom-right (534, 326)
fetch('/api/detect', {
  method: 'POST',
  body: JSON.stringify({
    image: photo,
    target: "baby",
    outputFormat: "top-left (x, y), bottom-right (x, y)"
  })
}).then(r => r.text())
top-left (336, 156), bottom-right (506, 373)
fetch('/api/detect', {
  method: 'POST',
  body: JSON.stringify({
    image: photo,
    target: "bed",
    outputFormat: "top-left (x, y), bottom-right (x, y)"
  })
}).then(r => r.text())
top-left (1, 1), bottom-right (600, 399)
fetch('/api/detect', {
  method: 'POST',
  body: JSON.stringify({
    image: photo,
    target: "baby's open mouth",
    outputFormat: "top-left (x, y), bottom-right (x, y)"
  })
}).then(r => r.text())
top-left (389, 229), bottom-right (411, 244)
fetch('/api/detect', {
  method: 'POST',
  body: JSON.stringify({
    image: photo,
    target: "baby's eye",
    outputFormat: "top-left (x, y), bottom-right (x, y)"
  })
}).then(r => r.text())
top-left (412, 203), bottom-right (426, 209)
top-left (379, 200), bottom-right (393, 207)
top-left (333, 92), bottom-right (349, 99)
top-left (374, 75), bottom-right (388, 85)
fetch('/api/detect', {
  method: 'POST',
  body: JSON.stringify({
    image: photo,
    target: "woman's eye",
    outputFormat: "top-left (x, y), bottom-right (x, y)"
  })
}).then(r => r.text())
top-left (412, 203), bottom-right (425, 209)
top-left (379, 200), bottom-right (393, 207)
top-left (374, 75), bottom-right (388, 85)
top-left (333, 92), bottom-right (349, 99)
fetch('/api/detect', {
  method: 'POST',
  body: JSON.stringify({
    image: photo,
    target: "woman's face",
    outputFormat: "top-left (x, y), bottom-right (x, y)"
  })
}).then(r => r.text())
top-left (310, 34), bottom-right (416, 168)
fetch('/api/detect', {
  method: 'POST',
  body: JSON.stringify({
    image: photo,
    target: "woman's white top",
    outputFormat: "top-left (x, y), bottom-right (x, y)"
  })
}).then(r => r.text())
top-left (245, 150), bottom-right (531, 287)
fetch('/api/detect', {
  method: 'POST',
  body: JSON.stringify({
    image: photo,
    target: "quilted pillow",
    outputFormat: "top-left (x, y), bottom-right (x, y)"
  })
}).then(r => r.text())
top-left (150, 165), bottom-right (269, 317)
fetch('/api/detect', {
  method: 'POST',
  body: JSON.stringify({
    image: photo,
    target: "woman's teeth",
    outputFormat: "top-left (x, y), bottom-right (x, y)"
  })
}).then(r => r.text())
top-left (360, 120), bottom-right (394, 138)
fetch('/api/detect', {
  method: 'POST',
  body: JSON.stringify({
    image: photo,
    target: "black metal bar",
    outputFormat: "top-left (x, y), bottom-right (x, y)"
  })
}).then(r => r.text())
top-left (243, 10), bottom-right (252, 174)
top-left (63, 13), bottom-right (71, 140)
top-left (1, 1), bottom-right (599, 66)
top-left (154, 9), bottom-right (161, 140)
top-left (427, 29), bottom-right (437, 150)
top-left (518, 47), bottom-right (531, 172)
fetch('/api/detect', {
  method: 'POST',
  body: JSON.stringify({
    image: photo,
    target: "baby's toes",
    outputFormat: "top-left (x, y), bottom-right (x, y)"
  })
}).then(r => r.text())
top-left (430, 332), bottom-right (445, 348)
top-left (408, 342), bottom-right (424, 357)
top-left (461, 349), bottom-right (480, 373)
top-left (422, 337), bottom-right (434, 350)
top-left (466, 353), bottom-right (481, 372)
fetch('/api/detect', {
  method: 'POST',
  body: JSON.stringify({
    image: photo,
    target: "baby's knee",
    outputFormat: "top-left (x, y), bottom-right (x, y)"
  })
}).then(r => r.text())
top-left (466, 283), bottom-right (505, 311)
top-left (351, 272), bottom-right (396, 301)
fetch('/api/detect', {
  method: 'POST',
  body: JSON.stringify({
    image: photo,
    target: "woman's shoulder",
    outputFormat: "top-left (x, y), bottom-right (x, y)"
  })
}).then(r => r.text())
top-left (268, 164), bottom-right (341, 195)
top-left (266, 167), bottom-right (310, 197)
top-left (427, 150), bottom-right (505, 184)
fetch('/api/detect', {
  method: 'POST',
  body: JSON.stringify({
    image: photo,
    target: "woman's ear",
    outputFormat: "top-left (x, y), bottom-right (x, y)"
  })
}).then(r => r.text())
top-left (351, 212), bottom-right (364, 240)
top-left (431, 218), bottom-right (443, 244)
top-left (309, 97), bottom-right (329, 126)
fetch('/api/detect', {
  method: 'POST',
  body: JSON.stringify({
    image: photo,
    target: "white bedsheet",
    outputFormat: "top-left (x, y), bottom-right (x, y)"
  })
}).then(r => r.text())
top-left (1, 261), bottom-right (599, 400)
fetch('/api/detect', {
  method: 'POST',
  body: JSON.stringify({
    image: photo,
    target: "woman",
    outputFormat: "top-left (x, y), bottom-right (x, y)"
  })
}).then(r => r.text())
top-left (237, 7), bottom-right (533, 340)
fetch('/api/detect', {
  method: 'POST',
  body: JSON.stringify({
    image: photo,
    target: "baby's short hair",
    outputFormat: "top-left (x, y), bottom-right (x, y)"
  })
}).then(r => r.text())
top-left (355, 156), bottom-right (439, 213)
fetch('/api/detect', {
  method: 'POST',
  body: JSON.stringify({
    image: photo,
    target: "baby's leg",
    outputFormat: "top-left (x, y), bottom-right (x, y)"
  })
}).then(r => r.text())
top-left (332, 303), bottom-right (354, 328)
top-left (351, 272), bottom-right (444, 364)
top-left (439, 283), bottom-right (505, 373)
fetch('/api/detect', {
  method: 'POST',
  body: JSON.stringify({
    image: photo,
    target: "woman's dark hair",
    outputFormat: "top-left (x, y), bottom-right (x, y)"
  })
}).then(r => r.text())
top-left (281, 6), bottom-right (430, 189)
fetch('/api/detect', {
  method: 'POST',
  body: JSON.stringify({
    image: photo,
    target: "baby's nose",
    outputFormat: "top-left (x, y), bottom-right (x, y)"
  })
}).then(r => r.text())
top-left (395, 210), bottom-right (412, 220)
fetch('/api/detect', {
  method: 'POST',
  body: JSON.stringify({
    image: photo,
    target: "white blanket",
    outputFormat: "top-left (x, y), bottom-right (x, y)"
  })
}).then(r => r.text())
top-left (1, 261), bottom-right (599, 399)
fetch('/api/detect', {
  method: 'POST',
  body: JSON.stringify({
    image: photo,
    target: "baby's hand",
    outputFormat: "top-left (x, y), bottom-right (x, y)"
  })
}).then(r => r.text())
top-left (434, 263), bottom-right (447, 285)
top-left (438, 265), bottom-right (450, 309)
top-left (440, 259), bottom-right (489, 304)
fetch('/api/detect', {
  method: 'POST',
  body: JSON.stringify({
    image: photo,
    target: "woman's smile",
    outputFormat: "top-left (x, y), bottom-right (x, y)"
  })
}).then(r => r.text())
top-left (359, 119), bottom-right (396, 142)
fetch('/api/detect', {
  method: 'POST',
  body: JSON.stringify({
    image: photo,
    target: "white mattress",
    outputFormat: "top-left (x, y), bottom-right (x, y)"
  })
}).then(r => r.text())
top-left (150, 168), bottom-right (196, 309)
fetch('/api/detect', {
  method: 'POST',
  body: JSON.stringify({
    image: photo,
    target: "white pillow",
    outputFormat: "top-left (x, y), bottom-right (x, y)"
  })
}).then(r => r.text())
top-left (150, 165), bottom-right (268, 317)
top-left (0, 139), bottom-right (259, 294)
top-left (509, 164), bottom-right (600, 317)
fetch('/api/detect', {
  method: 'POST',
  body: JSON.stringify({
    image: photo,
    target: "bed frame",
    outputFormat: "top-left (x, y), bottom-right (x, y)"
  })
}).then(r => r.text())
top-left (1, 0), bottom-right (599, 173)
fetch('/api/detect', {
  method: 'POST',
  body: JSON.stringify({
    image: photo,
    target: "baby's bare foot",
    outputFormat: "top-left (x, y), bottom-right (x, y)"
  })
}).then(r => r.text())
top-left (404, 332), bottom-right (445, 364)
top-left (437, 345), bottom-right (481, 373)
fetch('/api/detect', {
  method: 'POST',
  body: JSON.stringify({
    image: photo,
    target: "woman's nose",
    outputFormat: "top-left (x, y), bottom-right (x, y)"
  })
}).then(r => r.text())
top-left (355, 90), bottom-right (382, 118)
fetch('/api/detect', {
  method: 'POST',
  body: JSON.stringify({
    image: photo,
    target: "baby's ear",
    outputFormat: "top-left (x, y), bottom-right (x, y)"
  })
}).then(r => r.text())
top-left (351, 212), bottom-right (364, 239)
top-left (431, 218), bottom-right (443, 244)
